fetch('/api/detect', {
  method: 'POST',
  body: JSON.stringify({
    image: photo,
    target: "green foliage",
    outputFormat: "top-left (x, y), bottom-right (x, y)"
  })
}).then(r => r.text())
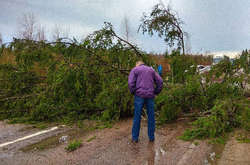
top-left (156, 86), bottom-right (182, 123)
top-left (209, 136), bottom-right (228, 145)
top-left (180, 98), bottom-right (249, 140)
top-left (158, 51), bottom-right (249, 139)
top-left (165, 51), bottom-right (197, 83)
top-left (156, 76), bottom-right (208, 123)
top-left (239, 49), bottom-right (250, 74)
top-left (95, 77), bottom-right (133, 121)
top-left (87, 136), bottom-right (96, 142)
top-left (236, 99), bottom-right (250, 131)
top-left (0, 23), bottom-right (152, 122)
top-left (65, 140), bottom-right (82, 152)
top-left (139, 3), bottom-right (186, 54)
top-left (236, 132), bottom-right (250, 143)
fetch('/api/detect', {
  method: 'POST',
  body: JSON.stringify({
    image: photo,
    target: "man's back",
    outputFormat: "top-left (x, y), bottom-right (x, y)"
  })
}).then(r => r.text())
top-left (128, 61), bottom-right (163, 143)
top-left (128, 64), bottom-right (163, 98)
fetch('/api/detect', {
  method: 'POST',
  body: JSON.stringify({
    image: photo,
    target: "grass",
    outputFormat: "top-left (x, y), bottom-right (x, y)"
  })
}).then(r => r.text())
top-left (6, 117), bottom-right (51, 129)
top-left (87, 136), bottom-right (96, 142)
top-left (21, 134), bottom-right (61, 152)
top-left (94, 121), bottom-right (113, 129)
top-left (236, 132), bottom-right (250, 143)
top-left (209, 136), bottom-right (228, 145)
top-left (7, 117), bottom-right (31, 124)
top-left (65, 140), bottom-right (82, 152)
top-left (20, 120), bottom-right (97, 152)
top-left (237, 137), bottom-right (250, 143)
top-left (208, 136), bottom-right (228, 164)
top-left (194, 141), bottom-right (199, 146)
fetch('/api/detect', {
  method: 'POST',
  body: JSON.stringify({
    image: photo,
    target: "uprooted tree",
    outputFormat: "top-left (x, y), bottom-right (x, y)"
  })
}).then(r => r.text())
top-left (138, 3), bottom-right (186, 55)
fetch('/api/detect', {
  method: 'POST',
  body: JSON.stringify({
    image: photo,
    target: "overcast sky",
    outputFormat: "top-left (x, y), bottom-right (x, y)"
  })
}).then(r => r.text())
top-left (1, 0), bottom-right (250, 54)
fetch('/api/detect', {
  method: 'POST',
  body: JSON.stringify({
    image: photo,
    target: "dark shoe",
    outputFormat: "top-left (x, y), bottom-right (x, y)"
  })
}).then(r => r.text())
top-left (149, 139), bottom-right (154, 142)
top-left (131, 139), bottom-right (138, 143)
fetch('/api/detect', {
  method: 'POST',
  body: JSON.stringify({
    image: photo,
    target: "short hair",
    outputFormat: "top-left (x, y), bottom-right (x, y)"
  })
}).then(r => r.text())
top-left (136, 61), bottom-right (144, 66)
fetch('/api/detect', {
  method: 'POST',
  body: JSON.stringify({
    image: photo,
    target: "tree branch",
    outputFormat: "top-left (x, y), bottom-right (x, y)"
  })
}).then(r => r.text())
top-left (111, 32), bottom-right (143, 58)
top-left (0, 94), bottom-right (37, 102)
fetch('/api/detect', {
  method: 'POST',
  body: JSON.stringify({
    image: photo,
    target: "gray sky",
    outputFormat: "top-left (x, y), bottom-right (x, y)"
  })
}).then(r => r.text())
top-left (1, 0), bottom-right (250, 54)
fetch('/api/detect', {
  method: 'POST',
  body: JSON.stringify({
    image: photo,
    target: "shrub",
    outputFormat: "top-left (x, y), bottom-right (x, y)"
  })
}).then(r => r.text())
top-left (157, 53), bottom-right (249, 140)
top-left (180, 98), bottom-right (249, 140)
top-left (156, 76), bottom-right (207, 123)
top-left (165, 51), bottom-right (197, 84)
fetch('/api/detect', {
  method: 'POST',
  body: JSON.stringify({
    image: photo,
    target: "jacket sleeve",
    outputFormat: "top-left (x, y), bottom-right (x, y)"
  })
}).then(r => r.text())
top-left (154, 71), bottom-right (163, 95)
top-left (128, 69), bottom-right (136, 94)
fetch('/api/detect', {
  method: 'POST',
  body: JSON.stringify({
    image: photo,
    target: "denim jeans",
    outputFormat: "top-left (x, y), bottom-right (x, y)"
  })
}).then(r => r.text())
top-left (132, 95), bottom-right (155, 141)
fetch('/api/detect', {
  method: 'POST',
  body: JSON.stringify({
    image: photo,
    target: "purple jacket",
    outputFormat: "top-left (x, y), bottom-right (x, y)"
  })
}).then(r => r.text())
top-left (128, 64), bottom-right (163, 98)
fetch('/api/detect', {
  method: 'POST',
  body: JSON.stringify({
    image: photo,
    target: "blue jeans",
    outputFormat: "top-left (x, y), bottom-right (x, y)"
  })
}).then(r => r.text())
top-left (132, 95), bottom-right (155, 141)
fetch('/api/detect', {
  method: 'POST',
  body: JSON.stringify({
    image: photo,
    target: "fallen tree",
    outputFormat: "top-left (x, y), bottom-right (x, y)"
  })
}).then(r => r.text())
top-left (0, 22), bottom-right (153, 122)
top-left (156, 51), bottom-right (250, 139)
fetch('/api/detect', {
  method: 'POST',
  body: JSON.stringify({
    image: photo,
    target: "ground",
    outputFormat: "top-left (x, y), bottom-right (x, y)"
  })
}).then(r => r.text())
top-left (0, 119), bottom-right (249, 165)
top-left (218, 130), bottom-right (250, 165)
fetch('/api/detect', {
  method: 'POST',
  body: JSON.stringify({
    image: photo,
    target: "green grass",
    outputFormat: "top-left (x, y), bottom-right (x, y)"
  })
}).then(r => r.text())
top-left (237, 138), bottom-right (250, 143)
top-left (95, 121), bottom-right (113, 129)
top-left (21, 135), bottom-right (60, 152)
top-left (65, 140), bottom-right (82, 152)
top-left (6, 117), bottom-right (51, 129)
top-left (87, 136), bottom-right (96, 142)
top-left (236, 133), bottom-right (250, 143)
top-left (194, 141), bottom-right (199, 146)
top-left (7, 117), bottom-right (31, 124)
top-left (209, 136), bottom-right (228, 145)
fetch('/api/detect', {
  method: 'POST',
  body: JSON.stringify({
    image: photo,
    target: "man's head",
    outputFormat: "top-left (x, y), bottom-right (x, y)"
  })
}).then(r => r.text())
top-left (136, 61), bottom-right (144, 67)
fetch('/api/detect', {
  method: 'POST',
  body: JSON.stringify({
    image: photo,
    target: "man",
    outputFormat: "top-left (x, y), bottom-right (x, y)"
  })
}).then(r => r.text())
top-left (128, 61), bottom-right (163, 143)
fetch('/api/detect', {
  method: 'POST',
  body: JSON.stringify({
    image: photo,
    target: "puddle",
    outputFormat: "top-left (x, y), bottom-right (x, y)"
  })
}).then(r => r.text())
top-left (20, 120), bottom-right (98, 152)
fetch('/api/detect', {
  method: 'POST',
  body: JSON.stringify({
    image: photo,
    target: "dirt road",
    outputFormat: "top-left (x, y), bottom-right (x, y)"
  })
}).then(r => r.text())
top-left (0, 119), bottom-right (249, 165)
top-left (218, 131), bottom-right (250, 165)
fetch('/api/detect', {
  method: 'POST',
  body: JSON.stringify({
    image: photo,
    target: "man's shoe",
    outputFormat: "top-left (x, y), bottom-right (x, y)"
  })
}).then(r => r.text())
top-left (149, 139), bottom-right (154, 142)
top-left (131, 139), bottom-right (138, 143)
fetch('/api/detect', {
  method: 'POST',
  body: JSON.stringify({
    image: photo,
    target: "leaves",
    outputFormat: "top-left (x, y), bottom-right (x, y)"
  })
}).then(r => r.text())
top-left (0, 23), bottom-right (151, 122)
top-left (139, 3), bottom-right (185, 54)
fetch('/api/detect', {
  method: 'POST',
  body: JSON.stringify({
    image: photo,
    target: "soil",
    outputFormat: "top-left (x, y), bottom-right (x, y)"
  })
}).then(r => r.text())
top-left (218, 130), bottom-right (250, 165)
top-left (0, 119), bottom-right (249, 165)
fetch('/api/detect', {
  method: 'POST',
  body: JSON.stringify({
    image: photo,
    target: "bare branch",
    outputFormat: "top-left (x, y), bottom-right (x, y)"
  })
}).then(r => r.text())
top-left (184, 32), bottom-right (192, 54)
top-left (121, 16), bottom-right (131, 42)
top-left (36, 24), bottom-right (46, 41)
top-left (0, 33), bottom-right (2, 46)
top-left (111, 30), bottom-right (143, 58)
top-left (52, 24), bottom-right (70, 41)
top-left (0, 94), bottom-right (37, 102)
top-left (17, 12), bottom-right (37, 40)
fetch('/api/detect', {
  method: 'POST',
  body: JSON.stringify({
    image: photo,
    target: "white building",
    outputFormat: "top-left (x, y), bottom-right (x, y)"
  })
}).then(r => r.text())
top-left (211, 51), bottom-right (240, 59)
